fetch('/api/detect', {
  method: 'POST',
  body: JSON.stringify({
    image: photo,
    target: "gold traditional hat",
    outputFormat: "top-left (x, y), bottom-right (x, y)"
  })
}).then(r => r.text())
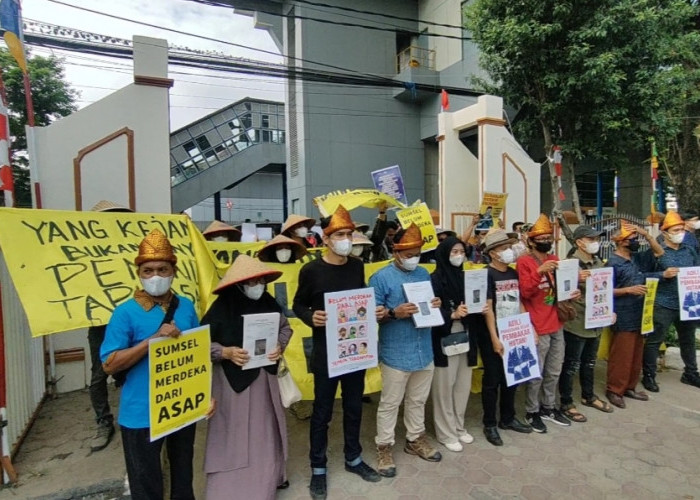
top-left (352, 231), bottom-right (373, 246)
top-left (202, 220), bottom-right (242, 239)
top-left (323, 204), bottom-right (355, 236)
top-left (257, 234), bottom-right (307, 262)
top-left (90, 200), bottom-right (132, 213)
top-left (482, 228), bottom-right (519, 253)
top-left (612, 223), bottom-right (637, 242)
top-left (393, 222), bottom-right (424, 251)
top-left (213, 254), bottom-right (282, 294)
top-left (281, 214), bottom-right (315, 235)
top-left (661, 211), bottom-right (684, 231)
top-left (135, 229), bottom-right (177, 266)
top-left (528, 214), bottom-right (554, 237)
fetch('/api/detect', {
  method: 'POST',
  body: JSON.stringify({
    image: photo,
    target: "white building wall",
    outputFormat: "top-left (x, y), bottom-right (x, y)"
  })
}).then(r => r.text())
top-left (419, 0), bottom-right (463, 71)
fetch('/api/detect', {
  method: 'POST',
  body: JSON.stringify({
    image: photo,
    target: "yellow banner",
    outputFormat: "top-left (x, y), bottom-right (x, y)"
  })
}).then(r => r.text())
top-left (313, 189), bottom-right (406, 218)
top-left (397, 202), bottom-right (439, 251)
top-left (0, 208), bottom-right (221, 336)
top-left (149, 326), bottom-right (212, 441)
top-left (641, 278), bottom-right (659, 334)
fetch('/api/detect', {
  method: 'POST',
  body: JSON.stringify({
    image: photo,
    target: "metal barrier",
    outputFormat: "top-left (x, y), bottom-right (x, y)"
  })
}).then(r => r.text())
top-left (572, 213), bottom-right (653, 261)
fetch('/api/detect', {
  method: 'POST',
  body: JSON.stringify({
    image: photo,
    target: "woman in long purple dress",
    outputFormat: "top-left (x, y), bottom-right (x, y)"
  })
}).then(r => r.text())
top-left (202, 255), bottom-right (293, 500)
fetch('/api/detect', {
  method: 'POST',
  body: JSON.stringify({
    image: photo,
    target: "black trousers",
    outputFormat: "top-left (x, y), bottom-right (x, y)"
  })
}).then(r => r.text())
top-left (477, 327), bottom-right (516, 428)
top-left (121, 424), bottom-right (196, 500)
top-left (558, 331), bottom-right (600, 406)
top-left (88, 326), bottom-right (113, 425)
top-left (309, 369), bottom-right (365, 469)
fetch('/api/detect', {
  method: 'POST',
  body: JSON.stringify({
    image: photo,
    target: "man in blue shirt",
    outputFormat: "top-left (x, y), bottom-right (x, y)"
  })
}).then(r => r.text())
top-left (643, 211), bottom-right (700, 391)
top-left (101, 229), bottom-right (203, 500)
top-left (370, 223), bottom-right (442, 477)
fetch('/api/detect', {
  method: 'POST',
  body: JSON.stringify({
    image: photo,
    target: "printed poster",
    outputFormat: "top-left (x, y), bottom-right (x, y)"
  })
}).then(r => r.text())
top-left (476, 192), bottom-right (508, 232)
top-left (402, 281), bottom-right (445, 328)
top-left (641, 278), bottom-right (659, 334)
top-left (396, 202), bottom-right (439, 251)
top-left (556, 259), bottom-right (580, 301)
top-left (584, 268), bottom-right (615, 329)
top-left (497, 313), bottom-right (540, 387)
top-left (371, 165), bottom-right (408, 205)
top-left (464, 268), bottom-right (488, 313)
top-left (678, 267), bottom-right (700, 321)
top-left (242, 312), bottom-right (280, 370)
top-left (149, 325), bottom-right (212, 441)
top-left (324, 288), bottom-right (378, 377)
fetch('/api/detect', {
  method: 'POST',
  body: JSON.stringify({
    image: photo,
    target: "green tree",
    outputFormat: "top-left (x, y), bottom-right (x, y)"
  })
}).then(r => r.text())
top-left (0, 49), bottom-right (77, 207)
top-left (465, 0), bottom-right (700, 222)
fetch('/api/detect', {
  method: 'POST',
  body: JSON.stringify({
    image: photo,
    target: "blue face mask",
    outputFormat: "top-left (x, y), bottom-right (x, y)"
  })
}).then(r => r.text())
top-left (627, 239), bottom-right (640, 252)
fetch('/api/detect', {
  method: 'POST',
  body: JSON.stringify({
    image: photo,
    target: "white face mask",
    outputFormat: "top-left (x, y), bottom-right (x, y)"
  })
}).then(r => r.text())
top-left (511, 241), bottom-right (527, 259)
top-left (668, 231), bottom-right (685, 244)
top-left (498, 248), bottom-right (515, 265)
top-left (449, 255), bottom-right (465, 267)
top-left (294, 227), bottom-right (308, 238)
top-left (351, 245), bottom-right (365, 257)
top-left (276, 248), bottom-right (292, 263)
top-left (401, 256), bottom-right (420, 272)
top-left (584, 241), bottom-right (600, 255)
top-left (211, 236), bottom-right (228, 242)
top-left (332, 239), bottom-right (353, 257)
top-left (140, 275), bottom-right (173, 297)
top-left (243, 283), bottom-right (265, 300)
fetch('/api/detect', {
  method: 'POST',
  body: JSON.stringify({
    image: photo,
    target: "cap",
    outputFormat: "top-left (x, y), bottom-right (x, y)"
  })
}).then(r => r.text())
top-left (572, 225), bottom-right (604, 240)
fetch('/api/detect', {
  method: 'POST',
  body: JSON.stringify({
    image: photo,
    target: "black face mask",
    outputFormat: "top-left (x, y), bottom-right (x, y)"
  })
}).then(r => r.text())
top-left (534, 241), bottom-right (553, 253)
top-left (627, 239), bottom-right (640, 252)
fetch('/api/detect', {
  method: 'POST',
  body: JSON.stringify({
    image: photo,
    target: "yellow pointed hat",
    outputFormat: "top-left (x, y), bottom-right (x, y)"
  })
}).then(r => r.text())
top-left (661, 211), bottom-right (684, 231)
top-left (323, 204), bottom-right (356, 236)
top-left (612, 223), bottom-right (637, 242)
top-left (393, 222), bottom-right (424, 251)
top-left (135, 229), bottom-right (177, 266)
top-left (528, 214), bottom-right (554, 238)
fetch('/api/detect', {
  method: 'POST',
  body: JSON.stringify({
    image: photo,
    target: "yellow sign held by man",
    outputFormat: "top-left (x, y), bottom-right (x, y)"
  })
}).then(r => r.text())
top-left (396, 202), bottom-right (439, 251)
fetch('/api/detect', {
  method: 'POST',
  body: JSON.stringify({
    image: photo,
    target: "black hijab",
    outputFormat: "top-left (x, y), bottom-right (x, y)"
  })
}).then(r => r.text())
top-left (201, 282), bottom-right (283, 393)
top-left (432, 236), bottom-right (466, 308)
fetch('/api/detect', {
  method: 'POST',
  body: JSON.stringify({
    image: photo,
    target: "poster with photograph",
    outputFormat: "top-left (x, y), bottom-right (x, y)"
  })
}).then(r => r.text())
top-left (555, 259), bottom-right (580, 301)
top-left (475, 192), bottom-right (508, 232)
top-left (464, 268), bottom-right (488, 313)
top-left (324, 288), bottom-right (378, 377)
top-left (497, 313), bottom-right (540, 387)
top-left (641, 278), bottom-right (659, 334)
top-left (242, 312), bottom-right (281, 370)
top-left (678, 267), bottom-right (700, 321)
top-left (402, 281), bottom-right (445, 328)
top-left (584, 268), bottom-right (614, 329)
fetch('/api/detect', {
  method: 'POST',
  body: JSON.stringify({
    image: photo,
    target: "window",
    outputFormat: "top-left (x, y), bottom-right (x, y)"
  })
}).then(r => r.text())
top-left (262, 114), bottom-right (270, 128)
top-left (196, 136), bottom-right (211, 151)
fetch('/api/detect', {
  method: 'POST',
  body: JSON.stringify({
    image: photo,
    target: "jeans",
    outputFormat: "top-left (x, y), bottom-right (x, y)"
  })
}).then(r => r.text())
top-left (88, 326), bottom-right (113, 425)
top-left (525, 329), bottom-right (565, 413)
top-left (121, 424), bottom-right (196, 500)
top-left (644, 305), bottom-right (699, 378)
top-left (309, 369), bottom-right (365, 470)
top-left (477, 327), bottom-right (516, 428)
top-left (558, 331), bottom-right (600, 406)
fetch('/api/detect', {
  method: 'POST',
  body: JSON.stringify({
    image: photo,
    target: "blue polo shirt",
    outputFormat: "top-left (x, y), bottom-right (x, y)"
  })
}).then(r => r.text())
top-left (655, 242), bottom-right (700, 310)
top-left (369, 263), bottom-right (434, 372)
top-left (101, 295), bottom-right (199, 429)
top-left (606, 251), bottom-right (661, 332)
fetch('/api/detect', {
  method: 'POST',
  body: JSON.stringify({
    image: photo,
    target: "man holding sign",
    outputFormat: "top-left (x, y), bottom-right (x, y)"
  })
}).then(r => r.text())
top-left (101, 229), bottom-right (210, 500)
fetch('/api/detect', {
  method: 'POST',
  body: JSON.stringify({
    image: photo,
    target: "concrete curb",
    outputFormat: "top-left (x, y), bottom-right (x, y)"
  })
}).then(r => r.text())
top-left (29, 478), bottom-right (125, 500)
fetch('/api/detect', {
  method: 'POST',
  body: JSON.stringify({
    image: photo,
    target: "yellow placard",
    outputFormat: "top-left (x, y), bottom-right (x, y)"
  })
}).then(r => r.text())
top-left (396, 202), bottom-right (439, 251)
top-left (149, 325), bottom-right (211, 441)
top-left (479, 192), bottom-right (508, 217)
top-left (313, 189), bottom-right (406, 217)
top-left (641, 278), bottom-right (659, 334)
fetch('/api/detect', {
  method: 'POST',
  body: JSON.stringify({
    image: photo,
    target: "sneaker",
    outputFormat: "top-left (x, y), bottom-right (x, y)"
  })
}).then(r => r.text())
top-left (641, 375), bottom-right (659, 393)
top-left (540, 408), bottom-right (571, 427)
top-left (498, 417), bottom-right (533, 434)
top-left (458, 432), bottom-right (475, 444)
top-left (525, 412), bottom-right (547, 434)
top-left (345, 461), bottom-right (381, 482)
top-left (483, 426), bottom-right (503, 446)
top-left (441, 441), bottom-right (463, 452)
top-left (90, 422), bottom-right (115, 452)
top-left (309, 474), bottom-right (327, 500)
top-left (680, 372), bottom-right (700, 388)
top-left (376, 444), bottom-right (396, 477)
top-left (404, 434), bottom-right (442, 462)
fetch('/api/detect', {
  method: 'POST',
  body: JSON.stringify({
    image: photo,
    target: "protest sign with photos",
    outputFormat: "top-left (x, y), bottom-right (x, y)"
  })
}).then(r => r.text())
top-left (497, 313), bottom-right (540, 386)
top-left (678, 267), bottom-right (700, 321)
top-left (584, 268), bottom-right (615, 329)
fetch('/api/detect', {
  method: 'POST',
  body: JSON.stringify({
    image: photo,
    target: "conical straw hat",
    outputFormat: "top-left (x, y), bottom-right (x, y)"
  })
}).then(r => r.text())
top-left (352, 231), bottom-right (372, 246)
top-left (257, 234), bottom-right (307, 262)
top-left (281, 214), bottom-right (315, 235)
top-left (213, 254), bottom-right (282, 294)
top-left (203, 220), bottom-right (242, 237)
top-left (90, 200), bottom-right (132, 213)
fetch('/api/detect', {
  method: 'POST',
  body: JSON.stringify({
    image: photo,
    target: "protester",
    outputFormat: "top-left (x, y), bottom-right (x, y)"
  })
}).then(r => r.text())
top-left (101, 229), bottom-right (211, 500)
top-left (429, 237), bottom-right (478, 452)
top-left (480, 228), bottom-right (533, 446)
top-left (351, 230), bottom-right (374, 262)
top-left (293, 205), bottom-right (381, 500)
top-left (281, 214), bottom-right (320, 248)
top-left (370, 203), bottom-right (398, 262)
top-left (86, 200), bottom-right (133, 452)
top-left (257, 234), bottom-right (307, 263)
top-left (643, 211), bottom-right (700, 391)
top-left (558, 225), bottom-right (613, 422)
top-left (606, 224), bottom-right (665, 408)
top-left (518, 214), bottom-right (578, 433)
top-left (370, 223), bottom-right (442, 477)
top-left (201, 255), bottom-right (292, 499)
top-left (420, 227), bottom-right (456, 263)
top-left (203, 220), bottom-right (242, 242)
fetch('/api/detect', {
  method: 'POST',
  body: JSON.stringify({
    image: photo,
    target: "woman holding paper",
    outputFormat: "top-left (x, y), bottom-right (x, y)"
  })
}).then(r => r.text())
top-left (201, 254), bottom-right (293, 500)
top-left (429, 236), bottom-right (480, 452)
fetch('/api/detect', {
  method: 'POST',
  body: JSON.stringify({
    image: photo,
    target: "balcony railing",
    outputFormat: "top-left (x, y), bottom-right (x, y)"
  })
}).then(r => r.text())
top-left (396, 45), bottom-right (436, 73)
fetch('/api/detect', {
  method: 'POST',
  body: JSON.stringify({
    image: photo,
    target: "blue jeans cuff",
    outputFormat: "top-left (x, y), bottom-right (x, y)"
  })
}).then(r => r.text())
top-left (312, 467), bottom-right (327, 475)
top-left (346, 456), bottom-right (362, 467)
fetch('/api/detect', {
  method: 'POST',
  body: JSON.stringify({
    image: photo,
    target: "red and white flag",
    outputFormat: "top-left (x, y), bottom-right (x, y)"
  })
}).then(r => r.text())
top-left (0, 104), bottom-right (13, 207)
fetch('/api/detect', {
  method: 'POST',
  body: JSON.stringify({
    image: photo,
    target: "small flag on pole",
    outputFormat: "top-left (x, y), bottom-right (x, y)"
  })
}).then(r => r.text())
top-left (441, 89), bottom-right (449, 111)
top-left (0, 101), bottom-right (12, 206)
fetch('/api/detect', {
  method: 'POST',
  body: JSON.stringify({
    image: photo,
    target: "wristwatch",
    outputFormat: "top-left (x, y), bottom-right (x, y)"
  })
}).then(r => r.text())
top-left (388, 308), bottom-right (396, 319)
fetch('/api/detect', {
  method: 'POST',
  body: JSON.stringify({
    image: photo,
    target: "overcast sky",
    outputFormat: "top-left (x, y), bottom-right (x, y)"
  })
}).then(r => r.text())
top-left (22, 0), bottom-right (283, 129)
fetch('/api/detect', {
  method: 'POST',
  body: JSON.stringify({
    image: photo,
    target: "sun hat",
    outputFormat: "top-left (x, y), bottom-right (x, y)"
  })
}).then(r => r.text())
top-left (213, 254), bottom-right (282, 294)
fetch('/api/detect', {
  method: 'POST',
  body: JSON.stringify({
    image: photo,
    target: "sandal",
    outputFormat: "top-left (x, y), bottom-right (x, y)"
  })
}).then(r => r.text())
top-left (581, 396), bottom-right (614, 413)
top-left (561, 405), bottom-right (587, 423)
